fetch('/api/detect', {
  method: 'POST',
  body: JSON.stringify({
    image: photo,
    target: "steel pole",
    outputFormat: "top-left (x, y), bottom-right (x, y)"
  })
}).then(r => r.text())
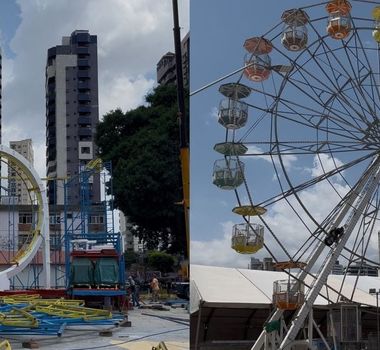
top-left (377, 291), bottom-right (379, 350)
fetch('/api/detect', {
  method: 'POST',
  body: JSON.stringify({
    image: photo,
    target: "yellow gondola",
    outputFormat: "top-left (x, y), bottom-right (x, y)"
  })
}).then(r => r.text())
top-left (372, 6), bottom-right (380, 43)
top-left (231, 223), bottom-right (264, 254)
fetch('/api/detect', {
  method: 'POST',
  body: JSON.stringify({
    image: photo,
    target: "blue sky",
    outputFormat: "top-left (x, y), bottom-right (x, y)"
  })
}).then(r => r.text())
top-left (190, 0), bottom-right (380, 268)
top-left (0, 1), bottom-right (21, 57)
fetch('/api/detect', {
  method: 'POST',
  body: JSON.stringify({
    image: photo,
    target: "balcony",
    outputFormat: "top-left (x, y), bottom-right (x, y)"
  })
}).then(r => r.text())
top-left (78, 127), bottom-right (92, 137)
top-left (78, 116), bottom-right (91, 125)
top-left (78, 59), bottom-right (89, 67)
top-left (78, 81), bottom-right (90, 90)
top-left (78, 105), bottom-right (91, 113)
top-left (77, 70), bottom-right (90, 78)
top-left (76, 32), bottom-right (91, 43)
top-left (48, 137), bottom-right (56, 146)
top-left (76, 47), bottom-right (89, 55)
top-left (78, 93), bottom-right (91, 102)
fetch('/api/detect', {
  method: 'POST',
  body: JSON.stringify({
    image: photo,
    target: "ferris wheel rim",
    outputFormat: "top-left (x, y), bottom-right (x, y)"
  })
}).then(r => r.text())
top-left (0, 145), bottom-right (49, 286)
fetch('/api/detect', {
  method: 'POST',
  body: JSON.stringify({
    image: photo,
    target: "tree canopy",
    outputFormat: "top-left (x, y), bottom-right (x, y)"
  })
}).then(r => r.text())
top-left (96, 84), bottom-right (186, 253)
top-left (147, 251), bottom-right (176, 273)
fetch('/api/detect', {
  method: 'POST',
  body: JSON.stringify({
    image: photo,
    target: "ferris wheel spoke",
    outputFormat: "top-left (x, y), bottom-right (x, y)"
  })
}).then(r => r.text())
top-left (273, 65), bottom-right (369, 134)
top-left (255, 150), bottom-right (376, 208)
top-left (322, 64), bottom-right (376, 126)
top-left (247, 78), bottom-right (367, 137)
top-left (337, 35), bottom-right (380, 120)
top-left (276, 100), bottom-right (365, 140)
top-left (242, 140), bottom-right (371, 155)
top-left (304, 22), bottom-right (377, 125)
top-left (299, 56), bottom-right (370, 129)
top-left (275, 35), bottom-right (364, 124)
top-left (349, 20), bottom-right (380, 106)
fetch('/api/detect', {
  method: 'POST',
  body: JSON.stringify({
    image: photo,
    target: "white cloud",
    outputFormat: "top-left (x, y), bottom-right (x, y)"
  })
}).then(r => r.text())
top-left (309, 153), bottom-right (344, 178)
top-left (246, 145), bottom-right (298, 171)
top-left (2, 0), bottom-right (189, 177)
top-left (99, 75), bottom-right (155, 116)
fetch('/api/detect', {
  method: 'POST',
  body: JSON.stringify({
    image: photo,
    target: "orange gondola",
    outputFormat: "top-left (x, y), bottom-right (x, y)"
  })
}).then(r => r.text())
top-left (243, 37), bottom-right (272, 82)
top-left (326, 0), bottom-right (352, 39)
top-left (273, 278), bottom-right (305, 310)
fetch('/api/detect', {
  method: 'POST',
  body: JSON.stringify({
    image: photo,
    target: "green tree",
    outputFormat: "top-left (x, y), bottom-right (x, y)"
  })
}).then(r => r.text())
top-left (147, 251), bottom-right (176, 273)
top-left (124, 250), bottom-right (139, 269)
top-left (96, 84), bottom-right (186, 253)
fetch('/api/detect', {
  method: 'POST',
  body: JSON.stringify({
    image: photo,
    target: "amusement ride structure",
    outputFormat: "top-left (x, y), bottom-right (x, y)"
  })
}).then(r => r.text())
top-left (0, 145), bottom-right (49, 291)
top-left (0, 145), bottom-right (124, 303)
top-left (193, 1), bottom-right (380, 349)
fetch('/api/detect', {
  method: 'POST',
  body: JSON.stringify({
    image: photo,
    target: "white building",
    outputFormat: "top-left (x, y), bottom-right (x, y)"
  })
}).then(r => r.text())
top-left (119, 211), bottom-right (144, 252)
top-left (9, 139), bottom-right (34, 205)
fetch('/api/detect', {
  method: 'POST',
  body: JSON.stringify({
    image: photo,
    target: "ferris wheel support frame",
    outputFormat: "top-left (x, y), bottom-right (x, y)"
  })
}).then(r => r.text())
top-left (279, 158), bottom-right (380, 347)
top-left (251, 156), bottom-right (380, 349)
top-left (0, 145), bottom-right (50, 290)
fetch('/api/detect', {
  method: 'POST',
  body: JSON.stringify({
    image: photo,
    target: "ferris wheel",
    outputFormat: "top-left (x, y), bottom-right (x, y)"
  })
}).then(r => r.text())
top-left (204, 0), bottom-right (380, 349)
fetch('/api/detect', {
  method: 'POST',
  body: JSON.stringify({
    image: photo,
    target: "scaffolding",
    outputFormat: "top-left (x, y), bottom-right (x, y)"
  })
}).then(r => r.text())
top-left (63, 160), bottom-right (125, 297)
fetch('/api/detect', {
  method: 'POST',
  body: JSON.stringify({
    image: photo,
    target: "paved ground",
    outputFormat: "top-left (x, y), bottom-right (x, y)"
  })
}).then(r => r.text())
top-left (6, 304), bottom-right (189, 350)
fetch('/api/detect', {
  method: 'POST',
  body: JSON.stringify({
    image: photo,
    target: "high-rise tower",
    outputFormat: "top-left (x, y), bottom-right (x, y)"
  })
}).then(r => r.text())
top-left (46, 30), bottom-right (100, 206)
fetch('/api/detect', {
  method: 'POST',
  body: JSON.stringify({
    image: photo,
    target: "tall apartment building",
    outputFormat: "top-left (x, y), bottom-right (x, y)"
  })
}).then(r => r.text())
top-left (46, 30), bottom-right (100, 206)
top-left (156, 32), bottom-right (189, 88)
top-left (8, 139), bottom-right (34, 204)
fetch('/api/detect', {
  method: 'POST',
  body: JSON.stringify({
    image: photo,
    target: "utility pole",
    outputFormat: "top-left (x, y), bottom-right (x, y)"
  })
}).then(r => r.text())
top-left (172, 0), bottom-right (189, 260)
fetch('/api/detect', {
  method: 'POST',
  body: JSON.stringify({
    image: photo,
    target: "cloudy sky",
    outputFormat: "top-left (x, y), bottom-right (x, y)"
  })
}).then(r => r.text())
top-left (190, 0), bottom-right (380, 269)
top-left (0, 0), bottom-right (189, 177)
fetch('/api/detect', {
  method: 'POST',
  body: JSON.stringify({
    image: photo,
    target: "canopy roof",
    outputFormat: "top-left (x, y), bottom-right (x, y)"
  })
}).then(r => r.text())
top-left (190, 264), bottom-right (380, 314)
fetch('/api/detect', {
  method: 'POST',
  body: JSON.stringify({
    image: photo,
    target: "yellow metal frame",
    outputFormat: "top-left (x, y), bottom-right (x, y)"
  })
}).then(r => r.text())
top-left (0, 340), bottom-right (11, 350)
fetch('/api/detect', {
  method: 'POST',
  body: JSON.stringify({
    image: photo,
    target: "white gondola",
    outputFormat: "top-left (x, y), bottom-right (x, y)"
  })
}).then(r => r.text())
top-left (281, 9), bottom-right (309, 51)
top-left (218, 98), bottom-right (248, 129)
top-left (212, 158), bottom-right (244, 190)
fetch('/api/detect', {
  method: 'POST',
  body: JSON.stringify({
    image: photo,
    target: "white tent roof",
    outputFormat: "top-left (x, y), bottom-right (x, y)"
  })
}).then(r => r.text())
top-left (190, 264), bottom-right (380, 314)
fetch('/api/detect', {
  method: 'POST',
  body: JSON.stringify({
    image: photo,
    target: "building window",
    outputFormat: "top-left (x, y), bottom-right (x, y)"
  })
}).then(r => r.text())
top-left (89, 215), bottom-right (104, 224)
top-left (19, 213), bottom-right (33, 224)
top-left (81, 147), bottom-right (91, 154)
top-left (49, 215), bottom-right (61, 224)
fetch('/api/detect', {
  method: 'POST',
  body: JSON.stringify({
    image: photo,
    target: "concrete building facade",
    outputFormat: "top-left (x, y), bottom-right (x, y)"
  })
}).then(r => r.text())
top-left (46, 30), bottom-right (100, 206)
top-left (156, 32), bottom-right (189, 88)
top-left (8, 139), bottom-right (34, 205)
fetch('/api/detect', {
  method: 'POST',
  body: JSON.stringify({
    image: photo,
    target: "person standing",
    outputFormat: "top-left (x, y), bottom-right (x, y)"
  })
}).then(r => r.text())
top-left (128, 275), bottom-right (140, 307)
top-left (150, 274), bottom-right (160, 302)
